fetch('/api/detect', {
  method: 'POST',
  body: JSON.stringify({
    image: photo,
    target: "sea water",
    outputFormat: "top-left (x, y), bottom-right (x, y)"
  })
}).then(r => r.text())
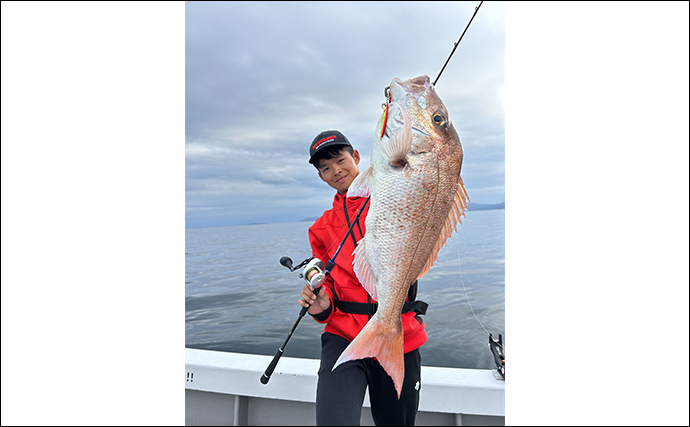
top-left (185, 208), bottom-right (504, 370)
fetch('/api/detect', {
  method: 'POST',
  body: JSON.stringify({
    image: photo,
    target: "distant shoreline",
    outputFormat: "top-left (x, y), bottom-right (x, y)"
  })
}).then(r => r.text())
top-left (465, 201), bottom-right (505, 212)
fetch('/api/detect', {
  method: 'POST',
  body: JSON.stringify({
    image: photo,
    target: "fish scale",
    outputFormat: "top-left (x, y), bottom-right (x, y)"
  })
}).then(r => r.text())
top-left (332, 75), bottom-right (469, 399)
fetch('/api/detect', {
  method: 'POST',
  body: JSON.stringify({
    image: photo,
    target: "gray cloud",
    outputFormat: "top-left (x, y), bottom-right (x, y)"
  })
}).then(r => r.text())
top-left (186, 1), bottom-right (505, 228)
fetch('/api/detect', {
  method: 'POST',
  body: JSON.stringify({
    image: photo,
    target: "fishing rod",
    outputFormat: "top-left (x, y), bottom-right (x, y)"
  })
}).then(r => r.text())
top-left (260, 196), bottom-right (370, 385)
top-left (432, 0), bottom-right (483, 86)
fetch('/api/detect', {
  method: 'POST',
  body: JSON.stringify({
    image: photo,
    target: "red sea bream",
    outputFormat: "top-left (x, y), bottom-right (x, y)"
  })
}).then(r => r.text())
top-left (333, 75), bottom-right (470, 398)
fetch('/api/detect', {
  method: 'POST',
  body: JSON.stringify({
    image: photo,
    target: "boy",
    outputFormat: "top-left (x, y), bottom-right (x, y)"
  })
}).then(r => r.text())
top-left (299, 130), bottom-right (428, 426)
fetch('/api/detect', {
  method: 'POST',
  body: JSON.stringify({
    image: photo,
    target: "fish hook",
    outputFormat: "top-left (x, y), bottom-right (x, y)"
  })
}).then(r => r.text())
top-left (380, 86), bottom-right (392, 138)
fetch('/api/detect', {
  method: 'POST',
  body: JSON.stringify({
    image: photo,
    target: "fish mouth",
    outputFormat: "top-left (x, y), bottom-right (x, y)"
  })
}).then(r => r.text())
top-left (391, 75), bottom-right (432, 102)
top-left (387, 76), bottom-right (434, 136)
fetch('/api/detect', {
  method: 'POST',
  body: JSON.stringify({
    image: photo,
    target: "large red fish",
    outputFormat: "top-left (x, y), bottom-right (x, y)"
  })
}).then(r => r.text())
top-left (333, 75), bottom-right (469, 398)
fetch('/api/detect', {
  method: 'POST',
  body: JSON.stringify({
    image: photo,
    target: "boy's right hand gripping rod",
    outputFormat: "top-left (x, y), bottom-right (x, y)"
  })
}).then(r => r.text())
top-left (260, 197), bottom-right (369, 384)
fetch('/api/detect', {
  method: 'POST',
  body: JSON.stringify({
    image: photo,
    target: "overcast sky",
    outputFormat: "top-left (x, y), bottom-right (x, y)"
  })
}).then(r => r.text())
top-left (2, 2), bottom-right (688, 425)
top-left (185, 1), bottom-right (505, 228)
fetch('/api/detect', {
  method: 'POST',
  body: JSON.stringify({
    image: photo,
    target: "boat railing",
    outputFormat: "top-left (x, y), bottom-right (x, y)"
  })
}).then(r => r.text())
top-left (185, 348), bottom-right (505, 426)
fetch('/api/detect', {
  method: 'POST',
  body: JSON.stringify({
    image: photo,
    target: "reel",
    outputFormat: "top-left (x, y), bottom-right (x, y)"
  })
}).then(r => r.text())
top-left (302, 257), bottom-right (326, 289)
top-left (279, 255), bottom-right (326, 289)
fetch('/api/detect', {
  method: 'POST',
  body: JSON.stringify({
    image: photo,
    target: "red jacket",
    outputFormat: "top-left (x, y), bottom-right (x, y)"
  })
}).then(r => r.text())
top-left (308, 191), bottom-right (428, 354)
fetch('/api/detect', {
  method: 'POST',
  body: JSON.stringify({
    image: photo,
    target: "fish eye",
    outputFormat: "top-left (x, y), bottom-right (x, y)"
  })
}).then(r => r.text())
top-left (433, 113), bottom-right (446, 125)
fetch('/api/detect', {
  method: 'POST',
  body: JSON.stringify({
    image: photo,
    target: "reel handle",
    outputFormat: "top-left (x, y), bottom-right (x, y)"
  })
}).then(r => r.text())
top-left (279, 256), bottom-right (294, 270)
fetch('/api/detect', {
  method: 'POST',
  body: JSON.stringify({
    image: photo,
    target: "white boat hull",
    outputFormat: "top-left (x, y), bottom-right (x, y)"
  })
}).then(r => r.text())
top-left (185, 348), bottom-right (505, 426)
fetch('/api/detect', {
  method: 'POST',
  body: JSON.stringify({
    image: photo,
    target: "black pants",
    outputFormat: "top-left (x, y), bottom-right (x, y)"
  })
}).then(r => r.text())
top-left (315, 332), bottom-right (421, 426)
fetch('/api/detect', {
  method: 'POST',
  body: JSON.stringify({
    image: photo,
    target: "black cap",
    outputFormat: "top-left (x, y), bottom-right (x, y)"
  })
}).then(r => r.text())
top-left (308, 130), bottom-right (352, 164)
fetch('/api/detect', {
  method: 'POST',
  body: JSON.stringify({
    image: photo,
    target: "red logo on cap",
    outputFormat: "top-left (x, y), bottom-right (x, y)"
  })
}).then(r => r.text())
top-left (312, 135), bottom-right (337, 150)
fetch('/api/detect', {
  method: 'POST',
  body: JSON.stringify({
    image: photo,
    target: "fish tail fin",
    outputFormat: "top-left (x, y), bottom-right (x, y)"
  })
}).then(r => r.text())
top-left (332, 316), bottom-right (405, 399)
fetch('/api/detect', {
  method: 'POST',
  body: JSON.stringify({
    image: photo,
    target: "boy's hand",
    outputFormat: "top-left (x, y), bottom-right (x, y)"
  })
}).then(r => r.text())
top-left (299, 283), bottom-right (331, 315)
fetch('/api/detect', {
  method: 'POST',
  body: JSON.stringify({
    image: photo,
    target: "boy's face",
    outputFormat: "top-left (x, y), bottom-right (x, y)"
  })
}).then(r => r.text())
top-left (316, 149), bottom-right (361, 195)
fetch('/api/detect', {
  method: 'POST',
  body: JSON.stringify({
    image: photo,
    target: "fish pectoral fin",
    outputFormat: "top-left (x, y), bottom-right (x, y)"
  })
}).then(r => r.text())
top-left (418, 177), bottom-right (471, 279)
top-left (352, 237), bottom-right (378, 300)
top-left (332, 317), bottom-right (405, 399)
top-left (348, 165), bottom-right (374, 198)
top-left (383, 102), bottom-right (412, 168)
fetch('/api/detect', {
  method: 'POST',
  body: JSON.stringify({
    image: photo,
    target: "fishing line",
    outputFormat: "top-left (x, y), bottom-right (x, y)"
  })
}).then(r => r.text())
top-left (432, 0), bottom-right (484, 86)
top-left (321, 196), bottom-right (370, 258)
top-left (454, 235), bottom-right (504, 352)
top-left (186, 320), bottom-right (211, 332)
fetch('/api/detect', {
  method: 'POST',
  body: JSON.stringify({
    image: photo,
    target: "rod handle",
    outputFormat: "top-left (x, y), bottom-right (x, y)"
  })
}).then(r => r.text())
top-left (261, 288), bottom-right (322, 385)
top-left (299, 286), bottom-right (321, 317)
top-left (299, 304), bottom-right (309, 317)
top-left (260, 348), bottom-right (283, 384)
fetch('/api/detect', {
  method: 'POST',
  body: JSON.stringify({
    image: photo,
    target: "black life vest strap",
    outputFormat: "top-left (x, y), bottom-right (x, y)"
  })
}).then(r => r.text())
top-left (334, 299), bottom-right (428, 317)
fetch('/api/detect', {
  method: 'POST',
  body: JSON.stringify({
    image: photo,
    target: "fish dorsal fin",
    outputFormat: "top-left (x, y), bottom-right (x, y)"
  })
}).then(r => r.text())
top-left (352, 237), bottom-right (378, 301)
top-left (348, 165), bottom-right (374, 198)
top-left (417, 177), bottom-right (471, 279)
top-left (382, 102), bottom-right (412, 167)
